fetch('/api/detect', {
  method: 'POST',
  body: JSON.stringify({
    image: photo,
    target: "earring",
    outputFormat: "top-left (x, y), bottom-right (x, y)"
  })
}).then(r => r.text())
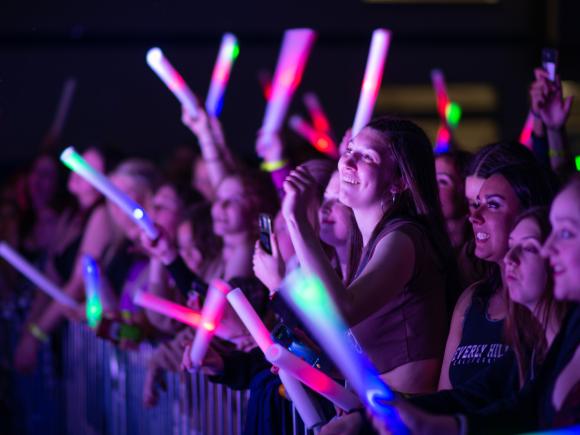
top-left (391, 190), bottom-right (397, 205)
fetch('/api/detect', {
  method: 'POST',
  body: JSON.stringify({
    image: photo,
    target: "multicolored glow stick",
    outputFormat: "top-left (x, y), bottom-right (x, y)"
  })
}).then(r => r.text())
top-left (226, 288), bottom-right (325, 429)
top-left (266, 343), bottom-right (361, 411)
top-left (261, 29), bottom-right (316, 134)
top-left (82, 255), bottom-right (103, 328)
top-left (289, 115), bottom-right (338, 158)
top-left (189, 279), bottom-right (231, 367)
top-left (431, 69), bottom-right (450, 121)
top-left (0, 242), bottom-right (78, 309)
top-left (146, 47), bottom-right (200, 117)
top-left (351, 29), bottom-right (391, 137)
top-left (60, 147), bottom-right (159, 239)
top-left (205, 33), bottom-right (240, 117)
top-left (303, 92), bottom-right (331, 133)
top-left (431, 69), bottom-right (462, 153)
top-left (281, 268), bottom-right (407, 432)
top-left (519, 111), bottom-right (535, 149)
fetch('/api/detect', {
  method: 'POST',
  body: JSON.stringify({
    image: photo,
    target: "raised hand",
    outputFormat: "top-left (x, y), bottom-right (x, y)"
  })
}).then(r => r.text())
top-left (256, 130), bottom-right (284, 163)
top-left (282, 166), bottom-right (318, 225)
top-left (252, 233), bottom-right (285, 292)
top-left (139, 226), bottom-right (177, 265)
top-left (531, 68), bottom-right (574, 130)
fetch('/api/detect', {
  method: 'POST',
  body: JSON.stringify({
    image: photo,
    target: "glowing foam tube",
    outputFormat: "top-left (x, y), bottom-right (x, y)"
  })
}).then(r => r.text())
top-left (258, 69), bottom-right (272, 101)
top-left (303, 92), bottom-right (330, 133)
top-left (261, 29), bottom-right (317, 134)
top-left (431, 69), bottom-right (450, 121)
top-left (226, 287), bottom-right (274, 352)
top-left (82, 255), bottom-right (103, 328)
top-left (519, 112), bottom-right (535, 148)
top-left (133, 289), bottom-right (204, 328)
top-left (266, 343), bottom-right (361, 412)
top-left (0, 242), bottom-right (77, 309)
top-left (289, 115), bottom-right (338, 158)
top-left (60, 147), bottom-right (159, 239)
top-left (189, 279), bottom-right (231, 367)
top-left (146, 47), bottom-right (200, 117)
top-left (205, 33), bottom-right (240, 117)
top-left (351, 29), bottom-right (391, 137)
top-left (226, 288), bottom-right (325, 429)
top-left (45, 77), bottom-right (77, 143)
top-left (281, 269), bottom-right (407, 433)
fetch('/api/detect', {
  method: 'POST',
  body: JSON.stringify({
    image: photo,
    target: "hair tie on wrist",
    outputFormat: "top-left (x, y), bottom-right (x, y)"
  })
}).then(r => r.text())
top-left (261, 159), bottom-right (288, 172)
top-left (28, 323), bottom-right (49, 343)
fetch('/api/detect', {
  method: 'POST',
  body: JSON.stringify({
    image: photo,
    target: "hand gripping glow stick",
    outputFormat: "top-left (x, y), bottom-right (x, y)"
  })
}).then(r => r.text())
top-left (303, 92), bottom-right (331, 133)
top-left (0, 242), bottom-right (78, 309)
top-left (519, 112), bottom-right (535, 149)
top-left (289, 115), bottom-right (338, 158)
top-left (266, 343), bottom-right (361, 411)
top-left (261, 29), bottom-right (317, 134)
top-left (60, 147), bottom-right (159, 239)
top-left (280, 268), bottom-right (407, 433)
top-left (542, 48), bottom-right (558, 82)
top-left (82, 255), bottom-right (103, 328)
top-left (351, 29), bottom-right (391, 137)
top-left (45, 77), bottom-right (77, 144)
top-left (205, 33), bottom-right (240, 117)
top-left (226, 288), bottom-right (325, 429)
top-left (189, 279), bottom-right (231, 367)
top-left (146, 47), bottom-right (201, 117)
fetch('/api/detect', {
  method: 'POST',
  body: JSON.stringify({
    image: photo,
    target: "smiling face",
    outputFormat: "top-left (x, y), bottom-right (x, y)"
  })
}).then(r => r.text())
top-left (319, 171), bottom-right (351, 248)
top-left (469, 173), bottom-right (522, 263)
top-left (436, 156), bottom-right (467, 220)
top-left (211, 176), bottom-right (254, 236)
top-left (337, 127), bottom-right (400, 212)
top-left (504, 217), bottom-right (548, 311)
top-left (542, 183), bottom-right (580, 302)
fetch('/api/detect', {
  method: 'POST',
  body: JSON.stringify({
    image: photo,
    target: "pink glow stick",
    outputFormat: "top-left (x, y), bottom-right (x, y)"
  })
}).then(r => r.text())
top-left (226, 288), bottom-right (325, 429)
top-left (205, 33), bottom-right (239, 117)
top-left (146, 48), bottom-right (201, 117)
top-left (519, 111), bottom-right (534, 149)
top-left (261, 29), bottom-right (317, 134)
top-left (133, 289), bottom-right (202, 328)
top-left (258, 69), bottom-right (273, 101)
top-left (431, 69), bottom-right (450, 122)
top-left (289, 115), bottom-right (338, 158)
top-left (266, 343), bottom-right (361, 411)
top-left (189, 279), bottom-right (231, 367)
top-left (351, 29), bottom-right (391, 137)
top-left (303, 92), bottom-right (331, 133)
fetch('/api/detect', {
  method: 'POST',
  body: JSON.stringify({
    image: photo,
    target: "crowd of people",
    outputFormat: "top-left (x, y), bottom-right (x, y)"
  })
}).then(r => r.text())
top-left (1, 61), bottom-right (579, 435)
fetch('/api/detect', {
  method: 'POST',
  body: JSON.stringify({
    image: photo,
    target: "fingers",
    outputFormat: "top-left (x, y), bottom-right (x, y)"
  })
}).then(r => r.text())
top-left (270, 232), bottom-right (280, 258)
top-left (181, 344), bottom-right (193, 372)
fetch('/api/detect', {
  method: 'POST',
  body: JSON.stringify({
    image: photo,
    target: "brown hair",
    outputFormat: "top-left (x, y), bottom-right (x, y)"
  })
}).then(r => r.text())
top-left (503, 207), bottom-right (568, 385)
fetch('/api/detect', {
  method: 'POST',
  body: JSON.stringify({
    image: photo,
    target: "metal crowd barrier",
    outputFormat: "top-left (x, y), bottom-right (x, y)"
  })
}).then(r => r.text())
top-left (61, 322), bottom-right (312, 435)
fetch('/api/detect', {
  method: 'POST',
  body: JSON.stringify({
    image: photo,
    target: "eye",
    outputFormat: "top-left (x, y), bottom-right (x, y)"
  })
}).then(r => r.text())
top-left (558, 229), bottom-right (574, 239)
top-left (437, 178), bottom-right (450, 187)
top-left (363, 154), bottom-right (375, 163)
top-left (487, 200), bottom-right (500, 210)
top-left (345, 146), bottom-right (353, 155)
top-left (468, 201), bottom-right (479, 210)
top-left (524, 245), bottom-right (539, 254)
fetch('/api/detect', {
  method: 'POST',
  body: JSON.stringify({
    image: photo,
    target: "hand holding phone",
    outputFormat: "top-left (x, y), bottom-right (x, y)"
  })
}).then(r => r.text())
top-left (258, 214), bottom-right (273, 255)
top-left (542, 48), bottom-right (558, 82)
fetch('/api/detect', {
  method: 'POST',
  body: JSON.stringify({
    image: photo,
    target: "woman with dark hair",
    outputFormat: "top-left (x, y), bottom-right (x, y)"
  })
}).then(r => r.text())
top-left (438, 161), bottom-right (558, 390)
top-left (280, 117), bottom-right (457, 396)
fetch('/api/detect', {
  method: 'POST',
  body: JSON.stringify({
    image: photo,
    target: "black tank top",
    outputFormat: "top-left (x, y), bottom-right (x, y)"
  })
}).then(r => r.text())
top-left (449, 288), bottom-right (510, 388)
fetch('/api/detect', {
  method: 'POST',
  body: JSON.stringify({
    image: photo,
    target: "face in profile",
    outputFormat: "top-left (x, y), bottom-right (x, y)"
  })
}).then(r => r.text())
top-left (211, 176), bottom-right (253, 237)
top-left (151, 185), bottom-right (182, 240)
top-left (338, 127), bottom-right (399, 212)
top-left (542, 184), bottom-right (580, 302)
top-left (68, 149), bottom-right (104, 203)
top-left (504, 217), bottom-right (547, 310)
top-left (436, 156), bottom-right (467, 220)
top-left (192, 157), bottom-right (214, 201)
top-left (469, 174), bottom-right (521, 263)
top-left (319, 171), bottom-right (351, 248)
top-left (177, 221), bottom-right (203, 273)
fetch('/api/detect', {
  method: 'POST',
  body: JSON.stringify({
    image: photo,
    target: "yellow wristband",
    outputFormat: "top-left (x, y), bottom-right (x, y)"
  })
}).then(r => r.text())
top-left (28, 323), bottom-right (49, 343)
top-left (260, 159), bottom-right (288, 172)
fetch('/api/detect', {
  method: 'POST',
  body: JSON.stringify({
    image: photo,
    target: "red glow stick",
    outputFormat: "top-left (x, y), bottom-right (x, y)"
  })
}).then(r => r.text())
top-left (133, 290), bottom-right (202, 328)
top-left (289, 115), bottom-right (338, 158)
top-left (258, 69), bottom-right (273, 101)
top-left (261, 29), bottom-right (317, 134)
top-left (205, 33), bottom-right (239, 117)
top-left (352, 29), bottom-right (391, 137)
top-left (303, 92), bottom-right (331, 133)
top-left (146, 48), bottom-right (201, 117)
top-left (431, 69), bottom-right (450, 122)
top-left (519, 112), bottom-right (534, 149)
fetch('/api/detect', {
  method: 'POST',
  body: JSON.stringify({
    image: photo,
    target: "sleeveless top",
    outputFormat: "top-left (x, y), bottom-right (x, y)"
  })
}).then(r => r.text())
top-left (349, 218), bottom-right (448, 374)
top-left (448, 288), bottom-right (510, 388)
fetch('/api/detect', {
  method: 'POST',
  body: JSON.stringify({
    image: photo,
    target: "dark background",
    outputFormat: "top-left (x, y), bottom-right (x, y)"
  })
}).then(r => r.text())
top-left (1, 0), bottom-right (579, 172)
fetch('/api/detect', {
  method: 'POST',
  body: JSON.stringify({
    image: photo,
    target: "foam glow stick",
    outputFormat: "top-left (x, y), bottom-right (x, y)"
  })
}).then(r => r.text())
top-left (431, 69), bottom-right (450, 121)
top-left (205, 33), bottom-right (240, 117)
top-left (45, 77), bottom-right (77, 144)
top-left (519, 112), bottom-right (534, 149)
top-left (575, 155), bottom-right (580, 172)
top-left (82, 255), bottom-right (103, 328)
top-left (303, 92), bottom-right (331, 133)
top-left (289, 115), bottom-right (338, 158)
top-left (146, 47), bottom-right (200, 117)
top-left (261, 29), bottom-right (316, 134)
top-left (0, 242), bottom-right (78, 309)
top-left (257, 69), bottom-right (272, 101)
top-left (189, 279), bottom-right (231, 367)
top-left (60, 147), bottom-right (159, 239)
top-left (226, 288), bottom-right (325, 429)
top-left (351, 29), bottom-right (391, 137)
top-left (134, 289), bottom-right (202, 327)
top-left (266, 343), bottom-right (361, 411)
top-left (281, 268), bottom-right (407, 432)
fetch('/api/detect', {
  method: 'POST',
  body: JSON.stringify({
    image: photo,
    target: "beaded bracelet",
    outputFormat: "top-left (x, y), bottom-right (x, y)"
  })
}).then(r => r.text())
top-left (28, 322), bottom-right (49, 343)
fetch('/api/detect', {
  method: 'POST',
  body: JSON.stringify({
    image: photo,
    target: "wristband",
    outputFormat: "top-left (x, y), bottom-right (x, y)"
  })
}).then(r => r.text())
top-left (28, 323), bottom-right (49, 343)
top-left (261, 159), bottom-right (289, 173)
top-left (548, 149), bottom-right (566, 158)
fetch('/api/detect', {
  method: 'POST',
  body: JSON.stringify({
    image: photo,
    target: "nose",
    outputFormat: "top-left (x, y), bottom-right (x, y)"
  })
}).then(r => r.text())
top-left (541, 232), bottom-right (556, 258)
top-left (503, 245), bottom-right (520, 268)
top-left (468, 205), bottom-right (484, 226)
top-left (339, 153), bottom-right (357, 172)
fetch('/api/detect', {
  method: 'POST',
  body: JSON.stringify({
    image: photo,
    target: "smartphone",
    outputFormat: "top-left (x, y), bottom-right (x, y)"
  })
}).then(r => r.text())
top-left (271, 323), bottom-right (322, 369)
top-left (258, 213), bottom-right (273, 255)
top-left (542, 48), bottom-right (558, 82)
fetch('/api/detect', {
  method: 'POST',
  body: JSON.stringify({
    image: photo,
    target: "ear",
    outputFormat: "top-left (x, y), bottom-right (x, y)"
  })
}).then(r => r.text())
top-left (390, 177), bottom-right (408, 195)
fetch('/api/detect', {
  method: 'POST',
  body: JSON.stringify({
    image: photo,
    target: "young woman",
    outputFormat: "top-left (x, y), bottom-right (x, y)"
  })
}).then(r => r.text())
top-left (281, 117), bottom-right (457, 395)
